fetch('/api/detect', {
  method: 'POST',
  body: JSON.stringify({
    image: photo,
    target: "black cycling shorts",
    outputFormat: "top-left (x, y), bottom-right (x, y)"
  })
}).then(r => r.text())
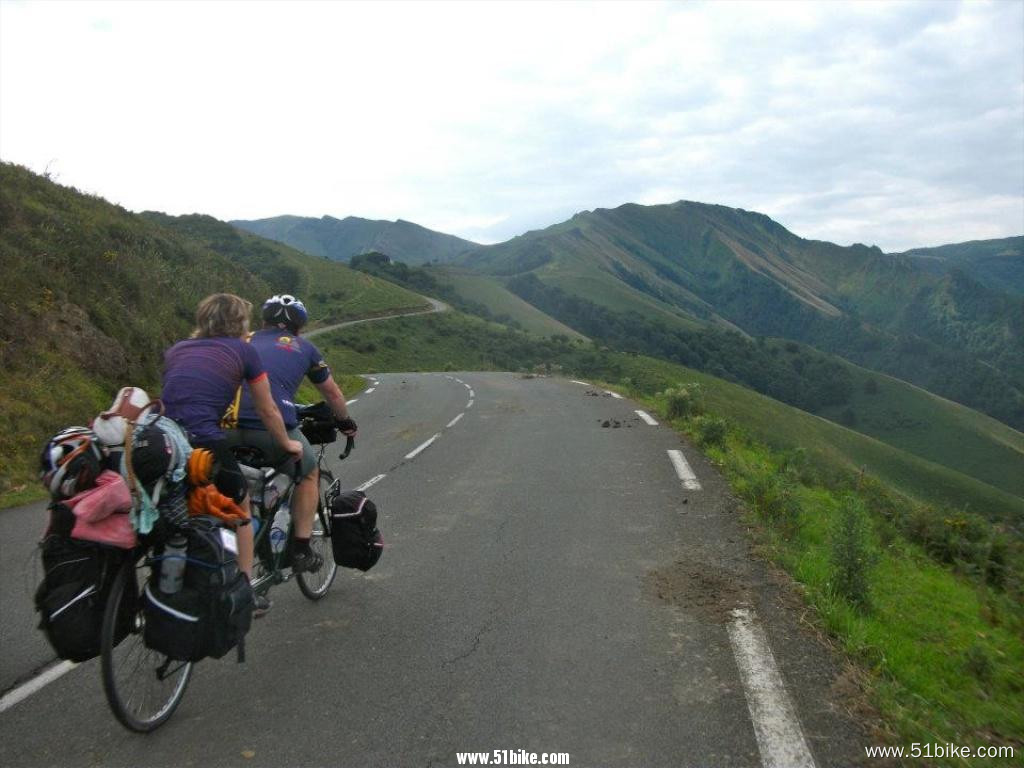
top-left (192, 438), bottom-right (247, 505)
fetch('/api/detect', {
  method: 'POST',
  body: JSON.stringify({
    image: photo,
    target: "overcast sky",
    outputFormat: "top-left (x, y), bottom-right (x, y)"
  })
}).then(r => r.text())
top-left (1, 0), bottom-right (1021, 251)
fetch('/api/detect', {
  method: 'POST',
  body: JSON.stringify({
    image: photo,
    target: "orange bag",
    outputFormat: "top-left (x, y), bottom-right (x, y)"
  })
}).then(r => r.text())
top-left (187, 484), bottom-right (249, 526)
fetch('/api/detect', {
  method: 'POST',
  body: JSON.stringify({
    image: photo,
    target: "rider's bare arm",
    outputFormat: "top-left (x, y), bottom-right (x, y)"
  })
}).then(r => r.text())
top-left (315, 375), bottom-right (350, 422)
top-left (250, 376), bottom-right (303, 458)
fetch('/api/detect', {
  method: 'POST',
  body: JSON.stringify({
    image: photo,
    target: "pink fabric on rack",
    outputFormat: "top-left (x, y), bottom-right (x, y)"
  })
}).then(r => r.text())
top-left (66, 470), bottom-right (137, 549)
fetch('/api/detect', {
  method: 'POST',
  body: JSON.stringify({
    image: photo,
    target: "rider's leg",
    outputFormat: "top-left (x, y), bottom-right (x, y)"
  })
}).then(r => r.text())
top-left (292, 465), bottom-right (319, 540)
top-left (237, 497), bottom-right (254, 576)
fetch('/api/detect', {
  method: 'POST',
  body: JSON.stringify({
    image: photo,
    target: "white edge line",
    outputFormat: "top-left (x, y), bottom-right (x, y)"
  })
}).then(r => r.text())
top-left (355, 473), bottom-right (386, 492)
top-left (667, 449), bottom-right (702, 491)
top-left (405, 434), bottom-right (439, 460)
top-left (605, 390), bottom-right (624, 399)
top-left (728, 608), bottom-right (817, 768)
top-left (636, 410), bottom-right (659, 426)
top-left (570, 380), bottom-right (590, 386)
top-left (0, 660), bottom-right (77, 714)
top-left (365, 387), bottom-right (376, 394)
top-left (467, 399), bottom-right (474, 408)
top-left (346, 398), bottom-right (358, 405)
top-left (446, 413), bottom-right (465, 428)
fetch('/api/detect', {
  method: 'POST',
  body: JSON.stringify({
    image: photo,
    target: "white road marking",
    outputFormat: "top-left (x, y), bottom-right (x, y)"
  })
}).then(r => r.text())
top-left (570, 380), bottom-right (590, 386)
top-left (467, 399), bottom-right (474, 408)
top-left (468, 389), bottom-right (475, 398)
top-left (605, 390), bottom-right (623, 399)
top-left (728, 608), bottom-right (817, 768)
top-left (356, 474), bottom-right (386, 491)
top-left (667, 449), bottom-right (702, 490)
top-left (446, 413), bottom-right (465, 428)
top-left (346, 398), bottom-right (358, 406)
top-left (405, 434), bottom-right (439, 460)
top-left (455, 378), bottom-right (465, 384)
top-left (365, 387), bottom-right (376, 394)
top-left (636, 410), bottom-right (659, 426)
top-left (0, 661), bottom-right (76, 714)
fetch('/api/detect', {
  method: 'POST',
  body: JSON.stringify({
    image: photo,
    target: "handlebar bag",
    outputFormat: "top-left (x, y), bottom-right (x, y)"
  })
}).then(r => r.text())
top-left (297, 401), bottom-right (337, 445)
top-left (329, 490), bottom-right (384, 571)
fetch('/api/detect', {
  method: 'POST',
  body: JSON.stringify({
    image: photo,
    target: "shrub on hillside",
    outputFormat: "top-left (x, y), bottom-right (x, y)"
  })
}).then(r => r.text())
top-left (830, 495), bottom-right (876, 609)
top-left (697, 416), bottom-right (728, 448)
top-left (664, 383), bottom-right (705, 420)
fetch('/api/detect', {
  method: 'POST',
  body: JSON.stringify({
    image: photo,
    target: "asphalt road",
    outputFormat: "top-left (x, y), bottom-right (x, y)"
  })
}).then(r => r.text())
top-left (0, 373), bottom-right (868, 767)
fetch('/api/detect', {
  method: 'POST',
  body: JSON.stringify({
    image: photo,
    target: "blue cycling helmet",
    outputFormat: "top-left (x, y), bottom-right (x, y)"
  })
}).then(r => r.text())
top-left (261, 294), bottom-right (308, 333)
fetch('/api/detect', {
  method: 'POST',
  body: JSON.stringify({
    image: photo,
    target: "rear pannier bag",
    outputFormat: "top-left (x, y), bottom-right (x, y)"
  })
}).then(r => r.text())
top-left (143, 516), bottom-right (253, 662)
top-left (329, 490), bottom-right (383, 571)
top-left (34, 530), bottom-right (128, 662)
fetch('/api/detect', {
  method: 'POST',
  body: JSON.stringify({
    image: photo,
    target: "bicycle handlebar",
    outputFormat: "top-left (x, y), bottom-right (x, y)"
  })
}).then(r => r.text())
top-left (338, 434), bottom-right (355, 461)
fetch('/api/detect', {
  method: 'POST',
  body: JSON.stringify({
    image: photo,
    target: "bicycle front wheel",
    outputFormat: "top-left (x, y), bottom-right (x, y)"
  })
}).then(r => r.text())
top-left (101, 558), bottom-right (193, 732)
top-left (296, 499), bottom-right (337, 600)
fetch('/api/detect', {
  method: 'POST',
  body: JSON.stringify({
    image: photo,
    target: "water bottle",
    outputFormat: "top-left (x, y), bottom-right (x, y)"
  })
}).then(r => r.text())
top-left (270, 503), bottom-right (290, 554)
top-left (159, 534), bottom-right (188, 594)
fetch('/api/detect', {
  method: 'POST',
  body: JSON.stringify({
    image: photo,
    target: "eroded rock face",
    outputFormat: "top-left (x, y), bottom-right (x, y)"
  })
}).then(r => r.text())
top-left (44, 301), bottom-right (130, 380)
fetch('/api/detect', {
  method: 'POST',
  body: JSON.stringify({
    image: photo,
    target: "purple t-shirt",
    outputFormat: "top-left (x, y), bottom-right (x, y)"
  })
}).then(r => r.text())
top-left (162, 337), bottom-right (266, 442)
top-left (237, 329), bottom-right (331, 429)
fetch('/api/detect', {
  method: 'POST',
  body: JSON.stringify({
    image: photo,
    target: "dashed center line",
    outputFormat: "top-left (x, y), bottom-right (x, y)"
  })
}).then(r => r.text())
top-left (467, 399), bottom-right (474, 408)
top-left (346, 398), bottom-right (358, 406)
top-left (356, 474), bottom-right (386, 492)
top-left (365, 387), bottom-right (376, 394)
top-left (468, 389), bottom-right (475, 398)
top-left (446, 413), bottom-right (465, 428)
top-left (728, 608), bottom-right (817, 768)
top-left (667, 449), bottom-right (702, 490)
top-left (405, 434), bottom-right (439, 460)
top-left (636, 410), bottom-right (659, 426)
top-left (570, 380), bottom-right (591, 386)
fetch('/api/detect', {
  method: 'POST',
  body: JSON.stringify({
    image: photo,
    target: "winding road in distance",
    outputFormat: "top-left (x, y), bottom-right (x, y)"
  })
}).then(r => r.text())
top-left (0, 372), bottom-right (870, 767)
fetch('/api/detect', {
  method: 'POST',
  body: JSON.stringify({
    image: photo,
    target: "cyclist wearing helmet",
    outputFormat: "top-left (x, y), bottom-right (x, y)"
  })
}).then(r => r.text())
top-left (222, 294), bottom-right (357, 581)
top-left (161, 293), bottom-right (303, 585)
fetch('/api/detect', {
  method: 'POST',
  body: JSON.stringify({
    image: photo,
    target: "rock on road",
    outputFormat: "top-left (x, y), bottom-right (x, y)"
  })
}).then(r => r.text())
top-left (0, 373), bottom-right (868, 767)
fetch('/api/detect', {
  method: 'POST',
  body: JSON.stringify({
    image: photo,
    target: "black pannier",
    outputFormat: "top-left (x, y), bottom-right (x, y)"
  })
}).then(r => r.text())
top-left (297, 401), bottom-right (337, 445)
top-left (143, 516), bottom-right (253, 663)
top-left (329, 490), bottom-right (383, 571)
top-left (34, 524), bottom-right (129, 662)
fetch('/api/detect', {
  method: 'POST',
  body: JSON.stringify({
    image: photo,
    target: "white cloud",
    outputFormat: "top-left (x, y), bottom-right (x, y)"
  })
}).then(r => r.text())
top-left (0, 0), bottom-right (1021, 251)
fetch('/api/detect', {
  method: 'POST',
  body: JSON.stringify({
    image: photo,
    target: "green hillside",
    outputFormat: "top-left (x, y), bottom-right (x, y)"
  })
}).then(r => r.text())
top-left (430, 268), bottom-right (587, 340)
top-left (0, 164), bottom-right (426, 505)
top-left (141, 213), bottom-right (429, 325)
top-left (463, 201), bottom-right (1024, 431)
top-left (232, 214), bottom-right (478, 265)
top-left (895, 236), bottom-right (1024, 296)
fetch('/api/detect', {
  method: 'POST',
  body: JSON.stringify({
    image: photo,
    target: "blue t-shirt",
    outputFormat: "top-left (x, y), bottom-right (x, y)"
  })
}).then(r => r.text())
top-left (162, 337), bottom-right (266, 442)
top-left (236, 329), bottom-right (331, 430)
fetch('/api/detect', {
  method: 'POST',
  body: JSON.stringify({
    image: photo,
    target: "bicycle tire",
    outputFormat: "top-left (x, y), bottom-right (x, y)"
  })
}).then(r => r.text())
top-left (296, 497), bottom-right (337, 600)
top-left (101, 558), bottom-right (193, 732)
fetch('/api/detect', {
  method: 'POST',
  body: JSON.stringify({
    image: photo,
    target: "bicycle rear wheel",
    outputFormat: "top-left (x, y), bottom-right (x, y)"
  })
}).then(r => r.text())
top-left (296, 499), bottom-right (337, 600)
top-left (101, 558), bottom-right (193, 732)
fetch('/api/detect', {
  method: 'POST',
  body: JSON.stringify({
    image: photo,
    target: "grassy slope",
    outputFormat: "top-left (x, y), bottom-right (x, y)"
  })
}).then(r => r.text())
top-left (818, 361), bottom-right (1024, 499)
top-left (431, 268), bottom-right (587, 340)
